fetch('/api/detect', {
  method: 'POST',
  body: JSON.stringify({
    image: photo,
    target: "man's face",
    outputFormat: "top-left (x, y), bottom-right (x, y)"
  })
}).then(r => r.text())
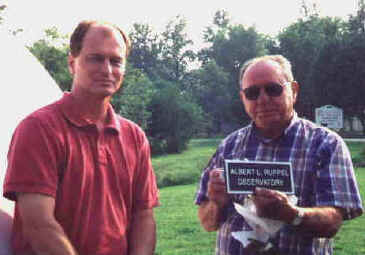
top-left (68, 24), bottom-right (127, 99)
top-left (240, 60), bottom-right (298, 138)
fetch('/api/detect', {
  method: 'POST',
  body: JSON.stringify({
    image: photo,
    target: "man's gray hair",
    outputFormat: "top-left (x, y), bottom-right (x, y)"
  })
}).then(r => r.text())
top-left (238, 55), bottom-right (294, 86)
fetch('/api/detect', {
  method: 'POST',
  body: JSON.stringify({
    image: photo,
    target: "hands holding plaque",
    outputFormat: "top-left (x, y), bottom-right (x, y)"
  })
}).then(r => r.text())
top-left (207, 169), bottom-right (230, 208)
top-left (252, 187), bottom-right (298, 224)
top-left (207, 160), bottom-right (299, 253)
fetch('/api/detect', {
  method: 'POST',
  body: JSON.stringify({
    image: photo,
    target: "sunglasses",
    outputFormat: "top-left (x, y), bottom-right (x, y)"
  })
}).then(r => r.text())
top-left (241, 82), bottom-right (291, 101)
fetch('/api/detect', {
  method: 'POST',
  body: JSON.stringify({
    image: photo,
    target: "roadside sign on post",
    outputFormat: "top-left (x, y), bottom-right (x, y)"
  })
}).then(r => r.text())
top-left (315, 105), bottom-right (343, 130)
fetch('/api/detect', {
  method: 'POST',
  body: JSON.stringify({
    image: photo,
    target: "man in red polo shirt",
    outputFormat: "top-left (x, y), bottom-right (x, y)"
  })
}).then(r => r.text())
top-left (3, 20), bottom-right (159, 255)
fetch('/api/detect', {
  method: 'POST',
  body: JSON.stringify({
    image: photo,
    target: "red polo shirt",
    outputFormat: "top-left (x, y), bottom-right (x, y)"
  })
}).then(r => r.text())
top-left (4, 93), bottom-right (159, 255)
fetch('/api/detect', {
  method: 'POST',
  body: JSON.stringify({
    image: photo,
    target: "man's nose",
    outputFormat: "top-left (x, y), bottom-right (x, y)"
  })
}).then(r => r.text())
top-left (257, 87), bottom-right (270, 103)
top-left (101, 59), bottom-right (112, 74)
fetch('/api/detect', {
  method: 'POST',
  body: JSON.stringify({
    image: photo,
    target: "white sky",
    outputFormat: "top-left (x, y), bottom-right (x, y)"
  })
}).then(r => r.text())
top-left (2, 0), bottom-right (359, 50)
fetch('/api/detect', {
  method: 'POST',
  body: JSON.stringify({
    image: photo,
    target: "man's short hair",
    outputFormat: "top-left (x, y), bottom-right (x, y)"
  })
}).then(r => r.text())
top-left (238, 55), bottom-right (294, 86)
top-left (69, 20), bottom-right (131, 58)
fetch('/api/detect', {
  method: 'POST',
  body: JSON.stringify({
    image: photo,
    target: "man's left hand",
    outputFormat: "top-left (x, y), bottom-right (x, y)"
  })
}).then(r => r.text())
top-left (252, 187), bottom-right (297, 223)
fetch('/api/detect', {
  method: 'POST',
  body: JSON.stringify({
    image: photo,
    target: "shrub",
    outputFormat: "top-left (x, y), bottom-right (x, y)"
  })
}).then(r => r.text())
top-left (147, 80), bottom-right (204, 154)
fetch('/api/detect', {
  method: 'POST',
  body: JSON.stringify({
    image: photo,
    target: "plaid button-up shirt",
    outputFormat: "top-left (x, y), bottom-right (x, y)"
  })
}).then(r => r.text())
top-left (195, 113), bottom-right (363, 255)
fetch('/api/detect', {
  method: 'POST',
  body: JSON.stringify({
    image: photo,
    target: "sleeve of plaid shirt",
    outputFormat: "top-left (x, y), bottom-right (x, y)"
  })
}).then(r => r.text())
top-left (315, 134), bottom-right (363, 220)
top-left (195, 137), bottom-right (228, 206)
top-left (195, 150), bottom-right (220, 205)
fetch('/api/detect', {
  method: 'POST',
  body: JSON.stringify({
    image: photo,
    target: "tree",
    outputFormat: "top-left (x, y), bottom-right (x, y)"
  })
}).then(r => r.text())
top-left (129, 16), bottom-right (196, 87)
top-left (158, 15), bottom-right (196, 86)
top-left (128, 23), bottom-right (160, 79)
top-left (200, 10), bottom-right (267, 80)
top-left (311, 36), bottom-right (365, 134)
top-left (28, 27), bottom-right (72, 91)
top-left (277, 16), bottom-right (345, 119)
top-left (189, 60), bottom-right (234, 134)
top-left (128, 17), bottom-right (203, 151)
top-left (147, 80), bottom-right (204, 154)
top-left (311, 1), bottom-right (365, 133)
top-left (0, 4), bottom-right (6, 25)
top-left (198, 10), bottom-right (268, 128)
top-left (299, 0), bottom-right (320, 18)
top-left (347, 0), bottom-right (365, 34)
top-left (111, 65), bottom-right (155, 131)
top-left (308, 0), bottom-right (365, 134)
top-left (201, 9), bottom-right (230, 47)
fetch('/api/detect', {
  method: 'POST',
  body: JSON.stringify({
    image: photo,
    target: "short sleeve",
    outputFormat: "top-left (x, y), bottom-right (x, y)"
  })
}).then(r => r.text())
top-left (315, 135), bottom-right (363, 220)
top-left (3, 117), bottom-right (61, 201)
top-left (133, 133), bottom-right (160, 211)
top-left (195, 149), bottom-right (224, 205)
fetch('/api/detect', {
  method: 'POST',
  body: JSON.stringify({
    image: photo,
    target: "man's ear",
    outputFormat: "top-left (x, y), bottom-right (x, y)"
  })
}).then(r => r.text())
top-left (291, 81), bottom-right (299, 103)
top-left (239, 89), bottom-right (245, 103)
top-left (68, 54), bottom-right (75, 76)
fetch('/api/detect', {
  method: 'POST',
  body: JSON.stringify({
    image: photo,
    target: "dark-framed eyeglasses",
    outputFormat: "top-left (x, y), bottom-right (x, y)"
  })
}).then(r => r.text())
top-left (241, 82), bottom-right (291, 101)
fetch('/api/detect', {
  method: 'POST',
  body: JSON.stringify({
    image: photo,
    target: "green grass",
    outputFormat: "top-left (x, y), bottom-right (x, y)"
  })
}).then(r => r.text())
top-left (333, 166), bottom-right (365, 255)
top-left (345, 142), bottom-right (365, 158)
top-left (347, 141), bottom-right (365, 166)
top-left (152, 138), bottom-right (222, 187)
top-left (154, 184), bottom-right (216, 255)
top-left (153, 139), bottom-right (365, 255)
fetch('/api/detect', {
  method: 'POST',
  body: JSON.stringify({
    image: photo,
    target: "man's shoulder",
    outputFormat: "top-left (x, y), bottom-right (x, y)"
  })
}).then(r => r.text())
top-left (115, 115), bottom-right (148, 141)
top-left (117, 115), bottom-right (143, 132)
top-left (224, 125), bottom-right (251, 142)
top-left (217, 124), bottom-right (252, 151)
top-left (30, 100), bottom-right (61, 118)
top-left (18, 99), bottom-right (63, 128)
top-left (295, 117), bottom-right (345, 144)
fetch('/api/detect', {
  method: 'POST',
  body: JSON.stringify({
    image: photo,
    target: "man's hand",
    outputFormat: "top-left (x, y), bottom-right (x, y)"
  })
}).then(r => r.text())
top-left (207, 169), bottom-right (230, 208)
top-left (252, 187), bottom-right (344, 238)
top-left (198, 169), bottom-right (230, 232)
top-left (252, 187), bottom-right (297, 223)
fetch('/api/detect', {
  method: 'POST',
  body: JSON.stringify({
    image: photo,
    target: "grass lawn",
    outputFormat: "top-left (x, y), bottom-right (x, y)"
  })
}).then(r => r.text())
top-left (346, 142), bottom-right (365, 158)
top-left (333, 166), bottom-right (365, 255)
top-left (153, 139), bottom-right (365, 255)
top-left (154, 184), bottom-right (216, 255)
top-left (152, 138), bottom-right (222, 187)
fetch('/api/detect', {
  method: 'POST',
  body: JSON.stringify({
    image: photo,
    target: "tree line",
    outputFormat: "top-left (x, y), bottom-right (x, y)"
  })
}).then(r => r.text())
top-left (2, 1), bottom-right (365, 155)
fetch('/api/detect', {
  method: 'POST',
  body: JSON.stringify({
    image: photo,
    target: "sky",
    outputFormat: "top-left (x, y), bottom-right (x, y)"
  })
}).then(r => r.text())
top-left (1, 0), bottom-right (360, 50)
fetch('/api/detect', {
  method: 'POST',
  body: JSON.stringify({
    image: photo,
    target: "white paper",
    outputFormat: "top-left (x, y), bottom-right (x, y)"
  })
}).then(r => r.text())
top-left (234, 202), bottom-right (284, 241)
top-left (232, 195), bottom-right (298, 246)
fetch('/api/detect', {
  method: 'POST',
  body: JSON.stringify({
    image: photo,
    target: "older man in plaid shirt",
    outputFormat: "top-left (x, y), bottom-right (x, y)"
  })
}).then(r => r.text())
top-left (195, 55), bottom-right (363, 255)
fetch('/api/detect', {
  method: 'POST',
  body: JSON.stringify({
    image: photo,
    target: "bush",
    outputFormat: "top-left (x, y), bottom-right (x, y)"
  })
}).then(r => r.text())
top-left (112, 66), bottom-right (155, 131)
top-left (147, 80), bottom-right (204, 154)
top-left (149, 137), bottom-right (167, 155)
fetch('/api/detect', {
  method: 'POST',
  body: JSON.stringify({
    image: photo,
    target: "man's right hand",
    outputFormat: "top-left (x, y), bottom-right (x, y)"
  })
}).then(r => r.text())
top-left (207, 169), bottom-right (230, 208)
top-left (198, 169), bottom-right (230, 231)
